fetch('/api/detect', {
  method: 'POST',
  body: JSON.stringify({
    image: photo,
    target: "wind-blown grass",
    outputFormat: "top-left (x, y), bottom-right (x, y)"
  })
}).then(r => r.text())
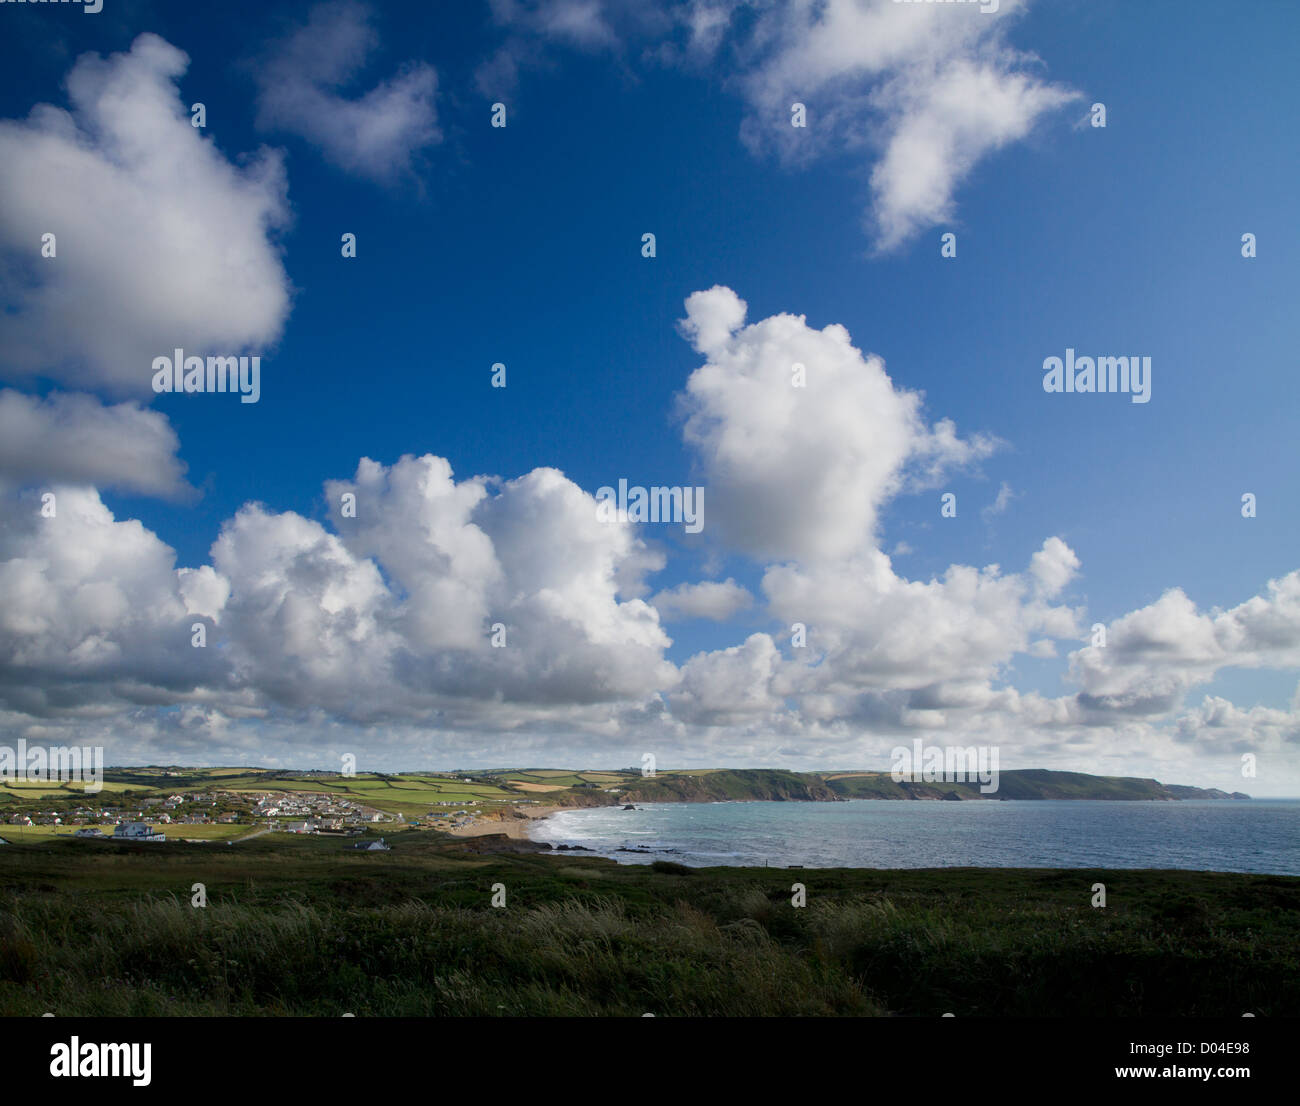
top-left (1, 836), bottom-right (1295, 1016)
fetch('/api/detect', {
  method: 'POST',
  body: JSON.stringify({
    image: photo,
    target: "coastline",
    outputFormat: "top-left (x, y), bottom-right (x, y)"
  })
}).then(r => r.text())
top-left (444, 804), bottom-right (563, 840)
top-left (438, 797), bottom-right (1299, 875)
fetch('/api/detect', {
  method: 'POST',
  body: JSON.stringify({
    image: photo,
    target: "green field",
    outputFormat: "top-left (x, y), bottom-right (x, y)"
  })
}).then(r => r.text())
top-left (0, 823), bottom-right (246, 843)
top-left (0, 779), bottom-right (135, 798)
top-left (161, 824), bottom-right (248, 842)
top-left (0, 825), bottom-right (101, 841)
top-left (0, 832), bottom-right (1295, 1017)
top-left (205, 772), bottom-right (517, 819)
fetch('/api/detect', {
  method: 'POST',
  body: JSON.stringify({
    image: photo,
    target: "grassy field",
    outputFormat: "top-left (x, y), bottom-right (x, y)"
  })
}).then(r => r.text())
top-left (0, 823), bottom-right (247, 843)
top-left (157, 825), bottom-right (248, 842)
top-left (0, 779), bottom-right (136, 799)
top-left (1, 832), bottom-right (1295, 1017)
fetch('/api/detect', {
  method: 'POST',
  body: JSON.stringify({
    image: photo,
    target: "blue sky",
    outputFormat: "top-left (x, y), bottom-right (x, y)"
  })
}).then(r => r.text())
top-left (0, 0), bottom-right (1297, 793)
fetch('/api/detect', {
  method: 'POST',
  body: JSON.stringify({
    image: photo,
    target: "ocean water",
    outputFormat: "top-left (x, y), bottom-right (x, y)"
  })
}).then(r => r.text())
top-left (528, 798), bottom-right (1300, 874)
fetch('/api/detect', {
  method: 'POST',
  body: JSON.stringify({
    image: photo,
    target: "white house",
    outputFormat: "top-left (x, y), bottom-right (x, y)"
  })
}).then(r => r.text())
top-left (113, 822), bottom-right (165, 842)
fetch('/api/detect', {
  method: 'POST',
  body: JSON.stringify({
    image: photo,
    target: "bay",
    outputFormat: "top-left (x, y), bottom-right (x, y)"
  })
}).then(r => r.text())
top-left (528, 798), bottom-right (1300, 874)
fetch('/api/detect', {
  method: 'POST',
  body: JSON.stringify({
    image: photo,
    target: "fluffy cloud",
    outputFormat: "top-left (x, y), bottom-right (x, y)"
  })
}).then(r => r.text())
top-left (0, 277), bottom-right (1295, 790)
top-left (1, 472), bottom-right (1295, 789)
top-left (254, 1), bottom-right (440, 182)
top-left (324, 455), bottom-right (499, 652)
top-left (320, 457), bottom-right (674, 712)
top-left (0, 487), bottom-right (225, 718)
top-left (662, 285), bottom-right (1092, 741)
top-left (661, 282), bottom-right (1292, 773)
top-left (652, 578), bottom-right (753, 621)
top-left (865, 53), bottom-right (1078, 250)
top-left (763, 540), bottom-right (1082, 700)
top-left (663, 537), bottom-right (1081, 736)
top-left (0, 457), bottom-right (677, 732)
top-left (209, 503), bottom-right (397, 713)
top-left (673, 632), bottom-right (783, 725)
top-left (1029, 536), bottom-right (1079, 597)
top-left (0, 390), bottom-right (191, 499)
top-left (731, 0), bottom-right (1080, 249)
top-left (479, 0), bottom-right (1077, 249)
top-left (678, 285), bottom-right (996, 561)
top-left (1069, 572), bottom-right (1300, 716)
top-left (0, 34), bottom-right (291, 397)
top-left (1174, 694), bottom-right (1300, 759)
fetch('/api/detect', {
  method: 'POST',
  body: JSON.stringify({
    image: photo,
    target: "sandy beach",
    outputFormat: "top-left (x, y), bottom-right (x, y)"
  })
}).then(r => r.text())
top-left (444, 804), bottom-right (562, 840)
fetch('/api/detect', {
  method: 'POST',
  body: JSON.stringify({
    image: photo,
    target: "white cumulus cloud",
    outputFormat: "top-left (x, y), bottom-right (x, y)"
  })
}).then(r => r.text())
top-left (652, 578), bottom-right (753, 621)
top-left (678, 285), bottom-right (997, 561)
top-left (0, 390), bottom-right (191, 499)
top-left (255, 1), bottom-right (441, 182)
top-left (0, 33), bottom-right (292, 397)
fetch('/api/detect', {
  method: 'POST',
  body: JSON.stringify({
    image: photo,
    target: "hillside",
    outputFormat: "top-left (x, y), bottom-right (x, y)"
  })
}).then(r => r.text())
top-left (617, 769), bottom-right (1251, 804)
top-left (618, 768), bottom-right (838, 804)
top-left (0, 766), bottom-right (1249, 842)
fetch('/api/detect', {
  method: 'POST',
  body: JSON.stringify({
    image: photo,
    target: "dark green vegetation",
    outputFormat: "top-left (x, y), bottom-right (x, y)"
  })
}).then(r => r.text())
top-left (493, 766), bottom-right (1251, 804)
top-left (619, 768), bottom-right (838, 803)
top-left (2, 833), bottom-right (1294, 1017)
top-left (819, 769), bottom-right (1249, 802)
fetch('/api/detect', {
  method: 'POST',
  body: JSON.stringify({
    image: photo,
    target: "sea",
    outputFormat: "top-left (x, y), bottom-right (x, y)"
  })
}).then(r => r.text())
top-left (527, 798), bottom-right (1300, 874)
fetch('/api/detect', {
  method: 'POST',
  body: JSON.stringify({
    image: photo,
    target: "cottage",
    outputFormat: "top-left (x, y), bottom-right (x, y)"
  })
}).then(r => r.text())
top-left (346, 838), bottom-right (390, 852)
top-left (112, 822), bottom-right (165, 842)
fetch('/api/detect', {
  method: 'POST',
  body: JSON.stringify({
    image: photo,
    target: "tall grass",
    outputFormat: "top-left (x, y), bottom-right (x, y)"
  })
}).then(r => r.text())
top-left (0, 893), bottom-right (878, 1016)
top-left (2, 842), bottom-right (1296, 1016)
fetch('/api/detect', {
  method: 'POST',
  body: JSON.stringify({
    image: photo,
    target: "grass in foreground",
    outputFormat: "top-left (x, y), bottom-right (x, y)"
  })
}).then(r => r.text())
top-left (1, 834), bottom-right (1295, 1017)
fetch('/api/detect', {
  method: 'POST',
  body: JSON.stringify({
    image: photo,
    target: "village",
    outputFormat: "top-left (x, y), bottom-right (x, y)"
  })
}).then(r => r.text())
top-left (2, 787), bottom-right (484, 843)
